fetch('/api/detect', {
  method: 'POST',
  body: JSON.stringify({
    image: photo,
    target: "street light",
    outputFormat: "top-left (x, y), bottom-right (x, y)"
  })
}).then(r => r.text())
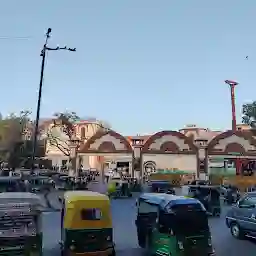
top-left (225, 80), bottom-right (238, 132)
top-left (31, 28), bottom-right (76, 170)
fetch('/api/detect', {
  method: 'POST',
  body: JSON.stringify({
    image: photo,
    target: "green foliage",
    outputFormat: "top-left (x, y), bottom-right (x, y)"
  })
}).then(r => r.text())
top-left (242, 101), bottom-right (256, 128)
top-left (0, 110), bottom-right (44, 167)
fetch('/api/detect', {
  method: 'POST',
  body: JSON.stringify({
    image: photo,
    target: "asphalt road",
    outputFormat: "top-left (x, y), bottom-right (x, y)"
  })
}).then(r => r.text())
top-left (42, 183), bottom-right (256, 256)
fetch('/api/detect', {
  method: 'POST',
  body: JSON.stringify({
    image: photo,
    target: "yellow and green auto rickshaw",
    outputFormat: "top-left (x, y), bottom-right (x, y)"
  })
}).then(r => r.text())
top-left (135, 193), bottom-right (215, 256)
top-left (60, 191), bottom-right (115, 256)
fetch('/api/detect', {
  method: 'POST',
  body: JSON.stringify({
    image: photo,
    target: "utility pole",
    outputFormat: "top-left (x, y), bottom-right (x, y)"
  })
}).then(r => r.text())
top-left (225, 80), bottom-right (238, 132)
top-left (31, 28), bottom-right (76, 171)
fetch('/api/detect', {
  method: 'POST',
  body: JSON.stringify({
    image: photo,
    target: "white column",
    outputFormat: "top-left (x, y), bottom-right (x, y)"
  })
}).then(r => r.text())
top-left (69, 145), bottom-right (77, 177)
top-left (81, 155), bottom-right (90, 169)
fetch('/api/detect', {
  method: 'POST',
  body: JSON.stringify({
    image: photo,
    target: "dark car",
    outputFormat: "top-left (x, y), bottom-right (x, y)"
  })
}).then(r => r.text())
top-left (147, 180), bottom-right (176, 194)
top-left (226, 192), bottom-right (256, 239)
top-left (190, 180), bottom-right (209, 185)
top-left (28, 176), bottom-right (53, 193)
top-left (0, 177), bottom-right (24, 192)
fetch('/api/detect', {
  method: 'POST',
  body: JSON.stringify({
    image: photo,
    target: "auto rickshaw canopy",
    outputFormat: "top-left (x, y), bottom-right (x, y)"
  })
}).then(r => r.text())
top-left (62, 191), bottom-right (112, 230)
top-left (139, 193), bottom-right (204, 212)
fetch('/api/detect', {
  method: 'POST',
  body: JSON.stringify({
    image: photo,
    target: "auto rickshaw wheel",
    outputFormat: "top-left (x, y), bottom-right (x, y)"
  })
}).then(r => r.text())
top-left (137, 231), bottom-right (146, 248)
top-left (230, 222), bottom-right (244, 239)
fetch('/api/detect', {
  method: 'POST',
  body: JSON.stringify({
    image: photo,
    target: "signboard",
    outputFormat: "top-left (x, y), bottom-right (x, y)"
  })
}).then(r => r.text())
top-left (208, 157), bottom-right (236, 175)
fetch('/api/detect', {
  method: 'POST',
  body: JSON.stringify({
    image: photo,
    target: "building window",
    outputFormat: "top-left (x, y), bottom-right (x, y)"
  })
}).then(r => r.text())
top-left (81, 127), bottom-right (85, 139)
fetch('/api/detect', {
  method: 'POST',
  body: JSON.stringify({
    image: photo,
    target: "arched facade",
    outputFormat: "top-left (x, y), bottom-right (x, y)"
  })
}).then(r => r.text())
top-left (78, 130), bottom-right (134, 175)
top-left (141, 130), bottom-right (199, 178)
top-left (206, 130), bottom-right (256, 175)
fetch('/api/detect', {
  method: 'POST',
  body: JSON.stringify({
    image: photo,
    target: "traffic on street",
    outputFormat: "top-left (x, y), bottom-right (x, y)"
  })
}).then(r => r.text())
top-left (39, 179), bottom-right (256, 256)
top-left (42, 196), bottom-right (256, 256)
top-left (0, 171), bottom-right (255, 255)
top-left (1, 3), bottom-right (256, 255)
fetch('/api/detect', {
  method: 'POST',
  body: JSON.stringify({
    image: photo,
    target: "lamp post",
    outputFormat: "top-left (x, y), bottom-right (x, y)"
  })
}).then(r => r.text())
top-left (225, 80), bottom-right (238, 132)
top-left (31, 28), bottom-right (76, 171)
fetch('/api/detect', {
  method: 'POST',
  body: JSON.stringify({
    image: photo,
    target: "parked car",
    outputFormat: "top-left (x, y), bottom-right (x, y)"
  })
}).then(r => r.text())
top-left (226, 192), bottom-right (256, 239)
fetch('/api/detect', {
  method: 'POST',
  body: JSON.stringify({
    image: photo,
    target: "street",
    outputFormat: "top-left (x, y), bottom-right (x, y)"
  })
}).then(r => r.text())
top-left (42, 189), bottom-right (256, 256)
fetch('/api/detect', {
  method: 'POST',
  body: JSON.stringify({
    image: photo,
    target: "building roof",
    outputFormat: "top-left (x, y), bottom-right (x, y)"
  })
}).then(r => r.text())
top-left (194, 130), bottom-right (222, 141)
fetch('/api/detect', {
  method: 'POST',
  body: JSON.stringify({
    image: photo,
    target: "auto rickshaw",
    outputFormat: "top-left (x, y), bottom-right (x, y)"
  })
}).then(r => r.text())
top-left (60, 191), bottom-right (115, 256)
top-left (147, 180), bottom-right (176, 194)
top-left (0, 192), bottom-right (46, 255)
top-left (188, 185), bottom-right (221, 216)
top-left (107, 178), bottom-right (132, 198)
top-left (135, 193), bottom-right (215, 255)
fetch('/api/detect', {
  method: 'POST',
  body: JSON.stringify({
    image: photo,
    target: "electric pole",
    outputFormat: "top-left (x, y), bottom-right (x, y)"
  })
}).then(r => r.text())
top-left (31, 28), bottom-right (76, 171)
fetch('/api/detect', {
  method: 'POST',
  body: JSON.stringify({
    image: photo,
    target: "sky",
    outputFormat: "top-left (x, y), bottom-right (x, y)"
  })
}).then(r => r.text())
top-left (0, 1), bottom-right (255, 135)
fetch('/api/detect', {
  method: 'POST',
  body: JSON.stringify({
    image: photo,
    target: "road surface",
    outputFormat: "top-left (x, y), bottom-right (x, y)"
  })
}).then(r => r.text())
top-left (42, 191), bottom-right (256, 255)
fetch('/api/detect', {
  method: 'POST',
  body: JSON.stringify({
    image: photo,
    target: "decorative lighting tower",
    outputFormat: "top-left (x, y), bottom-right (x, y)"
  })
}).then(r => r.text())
top-left (225, 80), bottom-right (239, 131)
top-left (225, 80), bottom-right (241, 175)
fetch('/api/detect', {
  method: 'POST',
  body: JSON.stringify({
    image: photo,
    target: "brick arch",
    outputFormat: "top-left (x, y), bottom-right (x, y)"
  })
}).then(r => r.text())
top-left (98, 141), bottom-right (116, 152)
top-left (141, 130), bottom-right (198, 153)
top-left (225, 143), bottom-right (246, 155)
top-left (207, 130), bottom-right (256, 155)
top-left (160, 141), bottom-right (180, 153)
top-left (79, 129), bottom-right (133, 153)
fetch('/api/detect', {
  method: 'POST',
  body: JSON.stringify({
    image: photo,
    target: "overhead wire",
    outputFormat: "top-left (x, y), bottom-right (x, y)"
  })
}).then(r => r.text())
top-left (0, 36), bottom-right (32, 40)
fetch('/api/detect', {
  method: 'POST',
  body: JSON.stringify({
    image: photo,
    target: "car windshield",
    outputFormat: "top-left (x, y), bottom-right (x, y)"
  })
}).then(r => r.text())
top-left (150, 182), bottom-right (171, 192)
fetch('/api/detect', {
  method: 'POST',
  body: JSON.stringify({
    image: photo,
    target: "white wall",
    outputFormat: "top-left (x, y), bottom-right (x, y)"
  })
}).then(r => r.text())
top-left (79, 153), bottom-right (133, 174)
top-left (142, 154), bottom-right (197, 177)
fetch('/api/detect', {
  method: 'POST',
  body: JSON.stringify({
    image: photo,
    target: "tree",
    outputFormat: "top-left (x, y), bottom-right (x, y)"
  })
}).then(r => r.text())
top-left (46, 112), bottom-right (111, 162)
top-left (46, 111), bottom-right (80, 157)
top-left (0, 110), bottom-right (33, 167)
top-left (242, 101), bottom-right (256, 128)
